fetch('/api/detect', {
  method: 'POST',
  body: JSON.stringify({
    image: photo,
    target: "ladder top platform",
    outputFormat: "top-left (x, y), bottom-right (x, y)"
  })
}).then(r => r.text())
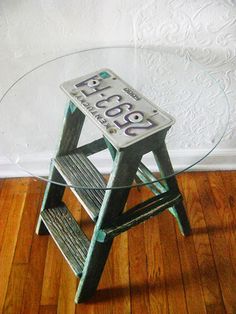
top-left (61, 68), bottom-right (175, 149)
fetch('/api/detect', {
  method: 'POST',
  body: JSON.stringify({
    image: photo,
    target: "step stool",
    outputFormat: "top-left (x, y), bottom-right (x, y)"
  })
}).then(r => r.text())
top-left (36, 69), bottom-right (190, 303)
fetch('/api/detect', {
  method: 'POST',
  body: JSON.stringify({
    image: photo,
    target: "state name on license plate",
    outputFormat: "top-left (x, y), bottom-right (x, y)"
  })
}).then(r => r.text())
top-left (60, 68), bottom-right (175, 149)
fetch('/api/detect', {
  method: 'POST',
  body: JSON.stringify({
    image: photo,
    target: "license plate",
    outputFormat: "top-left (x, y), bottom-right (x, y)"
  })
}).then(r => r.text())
top-left (61, 69), bottom-right (175, 149)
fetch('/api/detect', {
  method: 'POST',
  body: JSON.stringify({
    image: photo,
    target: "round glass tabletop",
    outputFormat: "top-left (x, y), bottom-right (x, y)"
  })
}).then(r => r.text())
top-left (0, 46), bottom-right (230, 190)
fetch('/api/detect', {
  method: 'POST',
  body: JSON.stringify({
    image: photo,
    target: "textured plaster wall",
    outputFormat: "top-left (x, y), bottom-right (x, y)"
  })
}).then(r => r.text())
top-left (133, 0), bottom-right (236, 150)
top-left (0, 0), bottom-right (236, 175)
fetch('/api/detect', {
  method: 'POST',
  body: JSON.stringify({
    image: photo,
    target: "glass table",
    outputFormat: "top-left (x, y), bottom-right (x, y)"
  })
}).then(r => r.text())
top-left (0, 47), bottom-right (230, 302)
top-left (0, 47), bottom-right (229, 186)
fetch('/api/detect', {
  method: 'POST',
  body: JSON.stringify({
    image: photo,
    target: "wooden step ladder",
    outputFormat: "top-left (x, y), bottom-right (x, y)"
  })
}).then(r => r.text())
top-left (36, 69), bottom-right (190, 303)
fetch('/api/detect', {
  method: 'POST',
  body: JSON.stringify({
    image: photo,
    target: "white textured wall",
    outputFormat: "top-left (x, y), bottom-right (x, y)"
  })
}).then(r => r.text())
top-left (134, 0), bottom-right (236, 149)
top-left (0, 0), bottom-right (236, 176)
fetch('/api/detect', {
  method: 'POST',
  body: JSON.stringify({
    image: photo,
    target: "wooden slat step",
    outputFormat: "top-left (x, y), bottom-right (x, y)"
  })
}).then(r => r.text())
top-left (54, 152), bottom-right (106, 221)
top-left (41, 204), bottom-right (90, 276)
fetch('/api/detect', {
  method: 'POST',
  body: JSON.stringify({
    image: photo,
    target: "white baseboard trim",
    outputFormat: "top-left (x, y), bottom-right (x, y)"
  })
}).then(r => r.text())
top-left (0, 149), bottom-right (235, 178)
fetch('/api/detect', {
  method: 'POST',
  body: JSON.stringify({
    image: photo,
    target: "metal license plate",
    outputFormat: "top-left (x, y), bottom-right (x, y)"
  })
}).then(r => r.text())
top-left (61, 69), bottom-right (175, 149)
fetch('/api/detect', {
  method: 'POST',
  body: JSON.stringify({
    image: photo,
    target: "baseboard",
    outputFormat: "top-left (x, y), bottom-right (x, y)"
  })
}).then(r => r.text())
top-left (0, 149), bottom-right (235, 178)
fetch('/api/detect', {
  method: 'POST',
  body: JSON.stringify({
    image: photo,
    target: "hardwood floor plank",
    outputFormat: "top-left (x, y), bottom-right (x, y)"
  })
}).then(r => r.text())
top-left (143, 188), bottom-right (169, 314)
top-left (220, 171), bottom-right (236, 239)
top-left (203, 172), bottom-right (236, 313)
top-left (0, 179), bottom-right (29, 313)
top-left (158, 211), bottom-right (188, 314)
top-left (180, 173), bottom-right (226, 313)
top-left (111, 232), bottom-right (131, 314)
top-left (0, 179), bottom-right (28, 253)
top-left (39, 305), bottom-right (57, 314)
top-left (57, 260), bottom-right (77, 314)
top-left (3, 264), bottom-right (28, 314)
top-left (40, 238), bottom-right (63, 305)
top-left (20, 234), bottom-right (48, 314)
top-left (176, 175), bottom-right (207, 314)
top-left (0, 179), bottom-right (4, 192)
top-left (92, 251), bottom-right (114, 314)
top-left (128, 189), bottom-right (151, 314)
top-left (13, 179), bottom-right (45, 263)
top-left (0, 181), bottom-right (12, 253)
top-left (229, 171), bottom-right (236, 221)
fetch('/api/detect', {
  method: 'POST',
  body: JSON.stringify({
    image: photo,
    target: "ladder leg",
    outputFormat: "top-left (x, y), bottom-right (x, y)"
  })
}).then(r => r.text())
top-left (75, 149), bottom-right (142, 302)
top-left (36, 102), bottom-right (85, 234)
top-left (104, 136), bottom-right (142, 190)
top-left (153, 142), bottom-right (191, 236)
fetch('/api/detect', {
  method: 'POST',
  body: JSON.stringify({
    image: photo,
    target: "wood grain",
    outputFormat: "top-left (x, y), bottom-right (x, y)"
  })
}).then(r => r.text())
top-left (177, 178), bottom-right (207, 314)
top-left (20, 234), bottom-right (48, 314)
top-left (205, 172), bottom-right (236, 313)
top-left (180, 173), bottom-right (226, 313)
top-left (0, 179), bottom-right (30, 313)
top-left (40, 238), bottom-right (63, 305)
top-left (13, 179), bottom-right (45, 263)
top-left (128, 189), bottom-right (150, 314)
top-left (57, 259), bottom-right (77, 314)
top-left (111, 232), bottom-right (131, 314)
top-left (143, 188), bottom-right (169, 314)
top-left (158, 211), bottom-right (187, 314)
top-left (3, 264), bottom-right (28, 314)
top-left (0, 173), bottom-right (236, 313)
top-left (39, 305), bottom-right (57, 314)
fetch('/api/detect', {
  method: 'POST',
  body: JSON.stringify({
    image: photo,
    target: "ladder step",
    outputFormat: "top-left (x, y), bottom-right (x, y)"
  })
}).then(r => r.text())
top-left (41, 204), bottom-right (90, 277)
top-left (54, 152), bottom-right (106, 221)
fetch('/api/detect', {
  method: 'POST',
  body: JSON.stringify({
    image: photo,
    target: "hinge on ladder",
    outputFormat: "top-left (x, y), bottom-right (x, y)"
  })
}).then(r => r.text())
top-left (96, 191), bottom-right (182, 242)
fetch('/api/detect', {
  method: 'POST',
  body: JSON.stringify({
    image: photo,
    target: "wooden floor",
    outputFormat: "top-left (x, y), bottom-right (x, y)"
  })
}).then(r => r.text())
top-left (0, 172), bottom-right (236, 314)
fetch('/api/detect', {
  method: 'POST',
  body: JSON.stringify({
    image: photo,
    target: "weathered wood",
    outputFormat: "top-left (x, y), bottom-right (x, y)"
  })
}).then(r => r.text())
top-left (136, 162), bottom-right (166, 193)
top-left (55, 152), bottom-right (106, 220)
top-left (153, 143), bottom-right (191, 236)
top-left (104, 136), bottom-right (144, 191)
top-left (69, 137), bottom-right (107, 157)
top-left (104, 133), bottom-right (186, 239)
top-left (56, 101), bottom-right (85, 156)
top-left (36, 102), bottom-right (85, 234)
top-left (41, 204), bottom-right (90, 277)
top-left (97, 192), bottom-right (182, 242)
top-left (75, 149), bottom-right (143, 302)
top-left (36, 97), bottom-right (190, 306)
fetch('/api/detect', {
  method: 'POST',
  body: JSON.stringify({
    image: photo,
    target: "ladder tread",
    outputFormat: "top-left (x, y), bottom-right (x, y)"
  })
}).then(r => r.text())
top-left (41, 204), bottom-right (90, 276)
top-left (54, 152), bottom-right (106, 220)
